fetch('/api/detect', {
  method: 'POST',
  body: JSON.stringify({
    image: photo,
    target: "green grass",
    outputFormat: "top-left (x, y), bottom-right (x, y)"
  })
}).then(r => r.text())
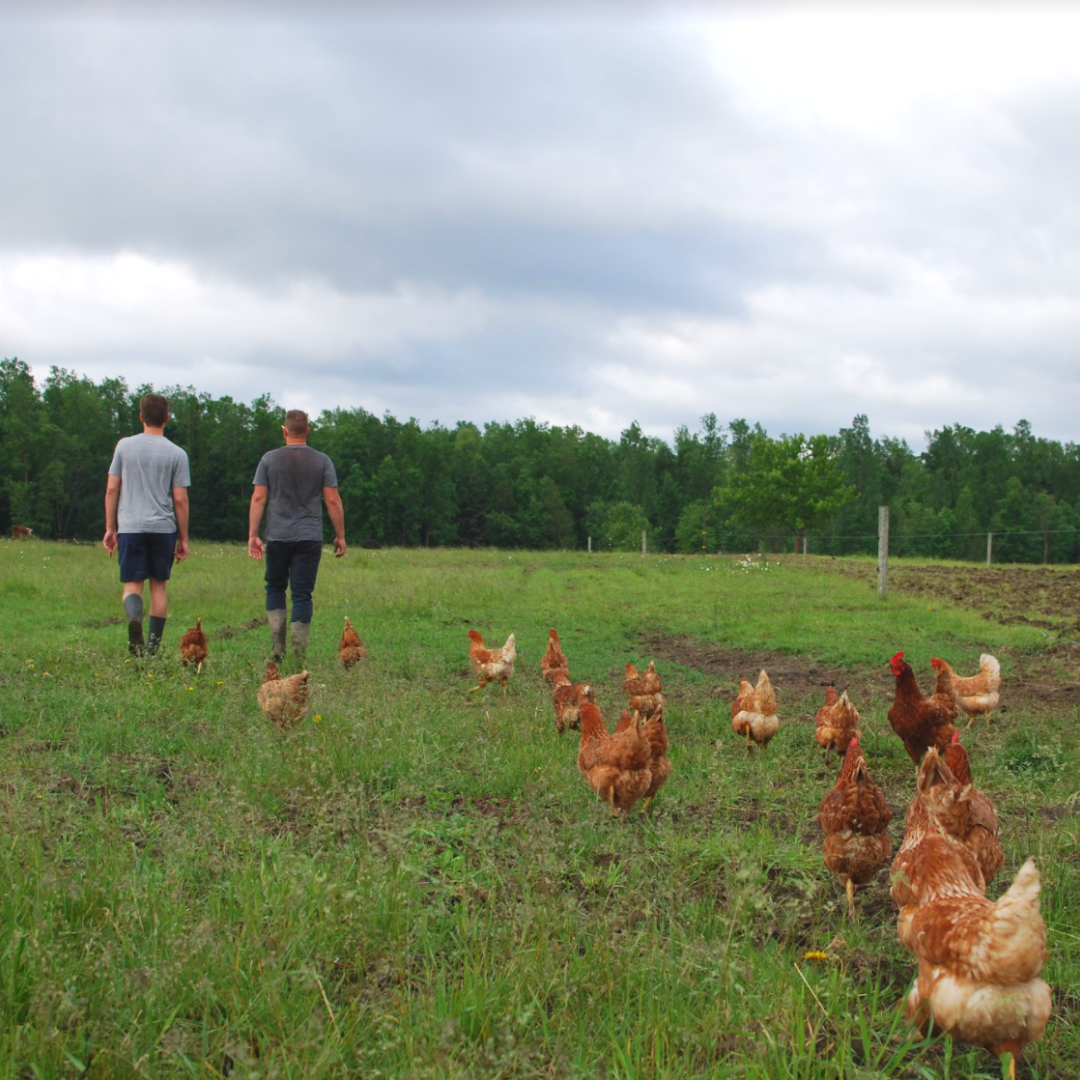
top-left (0, 542), bottom-right (1077, 1079)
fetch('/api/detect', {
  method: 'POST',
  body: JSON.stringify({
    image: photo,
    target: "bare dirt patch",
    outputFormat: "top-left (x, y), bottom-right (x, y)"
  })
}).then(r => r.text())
top-left (641, 562), bottom-right (1080, 716)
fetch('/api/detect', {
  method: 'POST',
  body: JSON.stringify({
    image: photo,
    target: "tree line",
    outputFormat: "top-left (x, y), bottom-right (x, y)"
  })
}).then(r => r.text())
top-left (3, 356), bottom-right (1080, 563)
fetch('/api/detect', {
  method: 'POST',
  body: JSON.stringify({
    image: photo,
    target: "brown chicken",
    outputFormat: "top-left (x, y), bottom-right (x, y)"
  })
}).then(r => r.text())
top-left (540, 628), bottom-right (569, 686)
top-left (257, 661), bottom-right (310, 731)
top-left (933, 734), bottom-right (1004, 886)
top-left (818, 737), bottom-right (893, 915)
top-left (179, 617), bottom-right (208, 674)
top-left (931, 654), bottom-right (1001, 728)
top-left (624, 661), bottom-right (664, 720)
top-left (551, 672), bottom-right (595, 734)
top-left (890, 743), bottom-right (1003, 908)
top-left (640, 709), bottom-right (672, 812)
top-left (577, 702), bottom-right (652, 816)
top-left (891, 748), bottom-right (978, 909)
top-left (467, 630), bottom-right (516, 696)
top-left (338, 616), bottom-right (368, 670)
top-left (897, 828), bottom-right (1051, 1080)
top-left (887, 651), bottom-right (958, 765)
top-left (731, 669), bottom-right (779, 751)
top-left (814, 685), bottom-right (862, 758)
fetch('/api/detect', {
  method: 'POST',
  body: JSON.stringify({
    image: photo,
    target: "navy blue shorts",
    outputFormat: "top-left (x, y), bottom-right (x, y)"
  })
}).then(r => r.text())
top-left (117, 532), bottom-right (177, 583)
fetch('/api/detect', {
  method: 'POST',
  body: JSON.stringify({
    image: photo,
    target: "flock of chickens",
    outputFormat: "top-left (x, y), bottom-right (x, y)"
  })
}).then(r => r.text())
top-left (176, 615), bottom-right (1050, 1076)
top-left (468, 630), bottom-right (1050, 1079)
top-left (176, 614), bottom-right (368, 731)
top-left (817, 650), bottom-right (1048, 1080)
top-left (465, 626), bottom-right (674, 815)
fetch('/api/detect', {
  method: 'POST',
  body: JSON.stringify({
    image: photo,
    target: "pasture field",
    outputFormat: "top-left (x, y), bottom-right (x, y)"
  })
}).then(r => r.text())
top-left (1, 541), bottom-right (1078, 1079)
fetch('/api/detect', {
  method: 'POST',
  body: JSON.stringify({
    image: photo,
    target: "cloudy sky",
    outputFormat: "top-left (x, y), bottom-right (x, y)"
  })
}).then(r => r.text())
top-left (3, 2), bottom-right (1079, 450)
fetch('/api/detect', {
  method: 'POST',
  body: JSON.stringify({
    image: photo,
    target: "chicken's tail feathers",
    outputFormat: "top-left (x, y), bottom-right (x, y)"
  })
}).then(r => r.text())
top-left (1001, 857), bottom-right (1042, 906)
top-left (985, 858), bottom-right (1047, 980)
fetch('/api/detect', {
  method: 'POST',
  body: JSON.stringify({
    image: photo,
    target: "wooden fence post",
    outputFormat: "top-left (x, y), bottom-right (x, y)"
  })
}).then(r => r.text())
top-left (641, 530), bottom-right (647, 557)
top-left (987, 532), bottom-right (993, 567)
top-left (878, 506), bottom-right (889, 599)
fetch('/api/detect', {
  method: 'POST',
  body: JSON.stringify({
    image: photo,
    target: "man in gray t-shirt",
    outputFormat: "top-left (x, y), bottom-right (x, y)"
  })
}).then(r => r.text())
top-left (103, 393), bottom-right (191, 656)
top-left (248, 409), bottom-right (346, 661)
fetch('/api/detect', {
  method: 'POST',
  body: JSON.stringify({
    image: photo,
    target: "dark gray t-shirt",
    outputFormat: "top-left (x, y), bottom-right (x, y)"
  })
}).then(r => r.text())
top-left (108, 433), bottom-right (191, 533)
top-left (253, 444), bottom-right (338, 542)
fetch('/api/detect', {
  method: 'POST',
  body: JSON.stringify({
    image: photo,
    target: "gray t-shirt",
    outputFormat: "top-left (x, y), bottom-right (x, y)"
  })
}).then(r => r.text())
top-left (253, 444), bottom-right (338, 542)
top-left (108, 433), bottom-right (191, 534)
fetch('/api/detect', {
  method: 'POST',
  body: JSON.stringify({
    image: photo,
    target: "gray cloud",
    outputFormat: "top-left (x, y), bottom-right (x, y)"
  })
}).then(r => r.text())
top-left (3, 5), bottom-right (1080, 450)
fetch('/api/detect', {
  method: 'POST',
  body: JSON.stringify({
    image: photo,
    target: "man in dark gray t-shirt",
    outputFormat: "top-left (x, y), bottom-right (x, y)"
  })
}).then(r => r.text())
top-left (248, 409), bottom-right (346, 661)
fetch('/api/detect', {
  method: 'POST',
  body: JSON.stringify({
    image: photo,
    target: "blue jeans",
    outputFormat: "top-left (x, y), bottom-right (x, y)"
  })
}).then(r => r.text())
top-left (264, 540), bottom-right (323, 623)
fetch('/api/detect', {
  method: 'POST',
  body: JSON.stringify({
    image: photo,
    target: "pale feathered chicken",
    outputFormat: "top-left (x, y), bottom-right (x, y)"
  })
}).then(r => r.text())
top-left (257, 661), bottom-right (311, 732)
top-left (931, 654), bottom-right (1002, 728)
top-left (814, 685), bottom-right (862, 758)
top-left (731, 669), bottom-right (779, 751)
top-left (897, 828), bottom-right (1051, 1080)
top-left (467, 630), bottom-right (516, 696)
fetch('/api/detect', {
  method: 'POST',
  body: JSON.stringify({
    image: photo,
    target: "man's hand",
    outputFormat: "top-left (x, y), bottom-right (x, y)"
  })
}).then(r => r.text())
top-left (175, 538), bottom-right (189, 563)
top-left (248, 535), bottom-right (265, 560)
top-left (334, 537), bottom-right (347, 558)
top-left (103, 529), bottom-right (117, 557)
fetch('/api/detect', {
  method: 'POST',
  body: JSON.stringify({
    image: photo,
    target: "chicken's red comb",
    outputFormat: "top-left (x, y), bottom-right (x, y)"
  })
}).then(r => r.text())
top-left (890, 650), bottom-right (905, 663)
top-left (849, 736), bottom-right (859, 748)
top-left (952, 731), bottom-right (960, 744)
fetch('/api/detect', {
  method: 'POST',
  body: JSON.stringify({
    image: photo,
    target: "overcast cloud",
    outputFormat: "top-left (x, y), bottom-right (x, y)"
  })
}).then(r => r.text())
top-left (3, 3), bottom-right (1079, 450)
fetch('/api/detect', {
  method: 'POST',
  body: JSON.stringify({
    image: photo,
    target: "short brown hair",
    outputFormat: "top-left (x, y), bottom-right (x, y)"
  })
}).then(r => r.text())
top-left (140, 393), bottom-right (169, 427)
top-left (283, 409), bottom-right (310, 436)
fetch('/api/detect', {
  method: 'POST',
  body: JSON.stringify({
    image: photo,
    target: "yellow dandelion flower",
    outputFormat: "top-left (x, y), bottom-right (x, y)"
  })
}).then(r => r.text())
top-left (313, 714), bottom-right (322, 723)
top-left (803, 951), bottom-right (829, 962)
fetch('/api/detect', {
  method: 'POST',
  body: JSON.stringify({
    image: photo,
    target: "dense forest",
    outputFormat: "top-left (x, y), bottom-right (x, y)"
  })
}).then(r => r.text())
top-left (3, 356), bottom-right (1079, 563)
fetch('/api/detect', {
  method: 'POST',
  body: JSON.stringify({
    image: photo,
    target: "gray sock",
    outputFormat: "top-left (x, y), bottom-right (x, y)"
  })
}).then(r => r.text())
top-left (124, 594), bottom-right (143, 622)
